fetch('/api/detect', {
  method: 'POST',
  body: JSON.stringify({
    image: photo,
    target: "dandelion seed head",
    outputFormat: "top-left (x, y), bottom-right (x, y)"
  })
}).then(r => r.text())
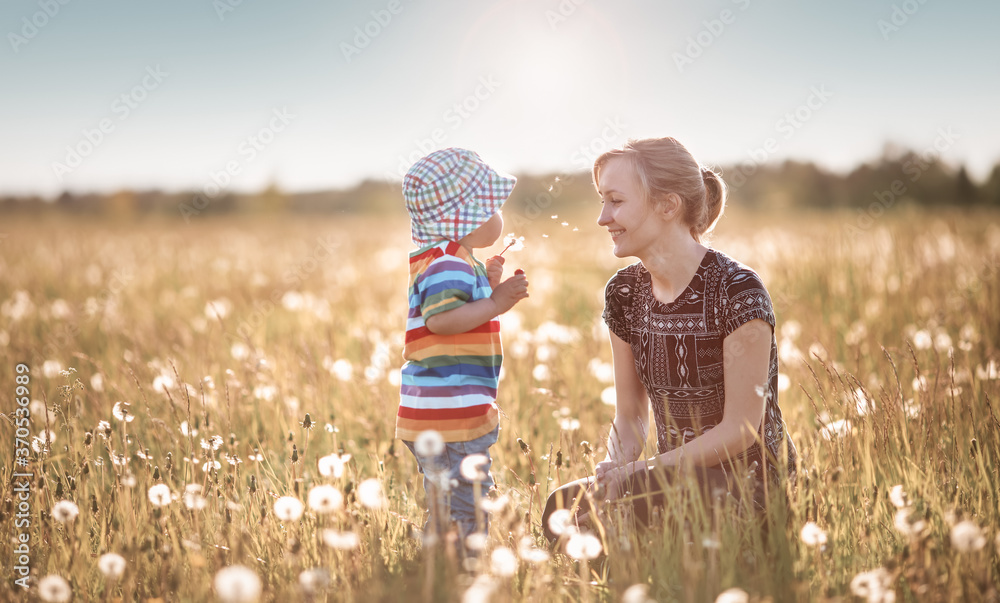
top-left (820, 419), bottom-right (852, 440)
top-left (317, 453), bottom-right (351, 478)
top-left (98, 553), bottom-right (127, 580)
top-left (273, 496), bottom-right (304, 521)
top-left (51, 500), bottom-right (79, 524)
top-left (307, 485), bottom-right (344, 514)
top-left (912, 330), bottom-right (932, 350)
top-left (888, 484), bottom-right (908, 508)
top-left (112, 401), bottom-right (135, 422)
top-left (849, 568), bottom-right (892, 601)
top-left (490, 546), bottom-right (518, 577)
top-left (459, 454), bottom-right (490, 482)
top-left (623, 584), bottom-right (655, 603)
top-left (414, 430), bottom-right (445, 457)
top-left (601, 386), bottom-right (617, 406)
top-left (565, 532), bottom-right (602, 560)
top-left (714, 588), bottom-right (750, 603)
top-left (547, 509), bottom-right (577, 537)
top-left (799, 521), bottom-right (827, 547)
top-left (517, 537), bottom-right (550, 564)
top-left (298, 568), bottom-right (330, 595)
top-left (478, 494), bottom-right (509, 513)
top-left (950, 520), bottom-right (986, 552)
top-left (357, 478), bottom-right (386, 509)
top-left (213, 565), bottom-right (262, 603)
top-left (147, 483), bottom-right (172, 507)
top-left (322, 528), bottom-right (360, 550)
top-left (465, 532), bottom-right (488, 552)
top-left (152, 373), bottom-right (175, 394)
top-left (38, 574), bottom-right (72, 603)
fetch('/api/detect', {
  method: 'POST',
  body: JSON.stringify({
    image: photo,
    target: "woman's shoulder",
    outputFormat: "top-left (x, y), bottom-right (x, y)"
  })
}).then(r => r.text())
top-left (706, 249), bottom-right (768, 291)
top-left (605, 261), bottom-right (645, 293)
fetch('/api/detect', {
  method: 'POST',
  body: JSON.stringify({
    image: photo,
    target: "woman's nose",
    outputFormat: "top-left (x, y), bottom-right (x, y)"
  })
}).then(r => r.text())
top-left (597, 203), bottom-right (612, 226)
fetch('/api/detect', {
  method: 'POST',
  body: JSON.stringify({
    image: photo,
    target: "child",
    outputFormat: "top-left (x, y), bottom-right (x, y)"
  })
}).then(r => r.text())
top-left (396, 147), bottom-right (529, 546)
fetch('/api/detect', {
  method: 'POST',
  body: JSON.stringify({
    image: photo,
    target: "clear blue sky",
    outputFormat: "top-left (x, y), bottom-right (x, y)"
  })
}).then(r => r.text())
top-left (2, 0), bottom-right (998, 197)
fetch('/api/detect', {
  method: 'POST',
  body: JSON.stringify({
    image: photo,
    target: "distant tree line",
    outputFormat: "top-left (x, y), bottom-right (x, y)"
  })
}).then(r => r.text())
top-left (2, 148), bottom-right (998, 220)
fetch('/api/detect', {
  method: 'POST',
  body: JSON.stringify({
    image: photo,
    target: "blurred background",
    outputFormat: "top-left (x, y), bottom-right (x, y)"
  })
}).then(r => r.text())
top-left (1, 0), bottom-right (999, 219)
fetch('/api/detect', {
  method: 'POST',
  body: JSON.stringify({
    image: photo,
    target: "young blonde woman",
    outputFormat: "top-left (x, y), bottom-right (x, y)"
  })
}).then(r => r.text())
top-left (542, 137), bottom-right (797, 539)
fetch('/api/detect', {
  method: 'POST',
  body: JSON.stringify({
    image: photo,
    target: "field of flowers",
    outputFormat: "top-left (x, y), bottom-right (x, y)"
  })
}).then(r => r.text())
top-left (1, 207), bottom-right (998, 602)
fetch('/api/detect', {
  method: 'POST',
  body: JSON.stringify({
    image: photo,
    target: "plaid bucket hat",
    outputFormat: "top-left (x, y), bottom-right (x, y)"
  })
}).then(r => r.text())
top-left (403, 148), bottom-right (516, 246)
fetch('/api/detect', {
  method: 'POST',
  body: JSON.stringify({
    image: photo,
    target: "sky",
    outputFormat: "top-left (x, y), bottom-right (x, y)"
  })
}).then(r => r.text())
top-left (2, 0), bottom-right (999, 198)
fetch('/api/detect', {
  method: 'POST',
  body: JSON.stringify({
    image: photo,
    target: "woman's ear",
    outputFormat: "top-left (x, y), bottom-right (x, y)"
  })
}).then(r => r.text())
top-left (657, 192), bottom-right (682, 221)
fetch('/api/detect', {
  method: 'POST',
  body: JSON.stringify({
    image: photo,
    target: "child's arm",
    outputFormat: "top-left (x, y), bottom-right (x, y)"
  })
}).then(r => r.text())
top-left (425, 273), bottom-right (529, 335)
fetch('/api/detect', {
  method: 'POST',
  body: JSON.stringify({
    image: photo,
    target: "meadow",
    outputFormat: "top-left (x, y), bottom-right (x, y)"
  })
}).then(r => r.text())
top-left (1, 206), bottom-right (998, 602)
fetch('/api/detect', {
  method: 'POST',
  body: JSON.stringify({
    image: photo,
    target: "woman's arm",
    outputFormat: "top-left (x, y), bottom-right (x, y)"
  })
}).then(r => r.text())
top-left (649, 318), bottom-right (771, 471)
top-left (594, 332), bottom-right (649, 489)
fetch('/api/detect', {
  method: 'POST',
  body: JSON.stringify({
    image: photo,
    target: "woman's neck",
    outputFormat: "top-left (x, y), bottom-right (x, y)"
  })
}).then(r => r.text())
top-left (640, 230), bottom-right (708, 305)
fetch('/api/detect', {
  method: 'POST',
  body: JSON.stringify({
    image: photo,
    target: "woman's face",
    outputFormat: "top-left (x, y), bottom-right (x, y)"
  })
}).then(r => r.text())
top-left (596, 157), bottom-right (657, 258)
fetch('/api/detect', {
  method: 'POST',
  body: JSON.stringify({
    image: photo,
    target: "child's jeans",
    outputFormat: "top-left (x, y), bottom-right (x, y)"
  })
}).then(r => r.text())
top-left (403, 425), bottom-right (499, 541)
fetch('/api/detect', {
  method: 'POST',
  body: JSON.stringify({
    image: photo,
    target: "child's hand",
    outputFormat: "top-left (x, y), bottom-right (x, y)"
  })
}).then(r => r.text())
top-left (485, 255), bottom-right (505, 289)
top-left (490, 271), bottom-right (529, 314)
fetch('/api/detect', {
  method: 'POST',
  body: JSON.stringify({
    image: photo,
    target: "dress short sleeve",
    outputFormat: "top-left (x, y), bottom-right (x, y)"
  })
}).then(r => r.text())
top-left (416, 250), bottom-right (476, 320)
top-left (721, 267), bottom-right (776, 338)
top-left (602, 270), bottom-right (631, 341)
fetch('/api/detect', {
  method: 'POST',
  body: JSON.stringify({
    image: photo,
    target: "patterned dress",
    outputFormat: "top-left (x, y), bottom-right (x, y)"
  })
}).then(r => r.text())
top-left (602, 249), bottom-right (797, 484)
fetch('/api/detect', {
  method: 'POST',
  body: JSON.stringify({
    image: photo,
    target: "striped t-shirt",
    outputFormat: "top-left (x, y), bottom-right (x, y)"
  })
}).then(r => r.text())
top-left (396, 240), bottom-right (501, 442)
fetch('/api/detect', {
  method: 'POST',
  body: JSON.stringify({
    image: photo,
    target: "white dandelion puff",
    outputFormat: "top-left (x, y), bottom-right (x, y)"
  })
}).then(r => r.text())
top-left (460, 454), bottom-right (490, 482)
top-left (849, 568), bottom-right (893, 602)
top-left (565, 532), bottom-right (602, 560)
top-left (298, 568), bottom-right (330, 595)
top-left (799, 522), bottom-right (827, 547)
top-left (415, 430), bottom-right (445, 457)
top-left (893, 508), bottom-right (926, 537)
top-left (51, 500), bottom-right (79, 524)
top-left (307, 485), bottom-right (344, 514)
top-left (97, 553), bottom-right (126, 580)
top-left (888, 485), bottom-right (908, 509)
top-left (559, 417), bottom-right (581, 431)
top-left (147, 484), bottom-right (172, 507)
top-left (820, 419), bottom-right (852, 440)
top-left (38, 574), bottom-right (72, 603)
top-left (183, 484), bottom-right (208, 510)
top-left (318, 453), bottom-right (351, 478)
top-left (357, 478), bottom-right (386, 509)
top-left (547, 509), bottom-right (577, 537)
top-left (976, 360), bottom-right (1000, 380)
top-left (478, 494), bottom-right (509, 513)
top-left (600, 386), bottom-right (617, 406)
top-left (517, 537), bottom-right (550, 564)
top-left (623, 584), bottom-right (655, 603)
top-left (273, 496), bottom-right (304, 521)
top-left (152, 374), bottom-right (175, 394)
top-left (950, 520), bottom-right (986, 552)
top-left (490, 547), bottom-right (518, 577)
top-left (213, 565), bottom-right (262, 603)
top-left (112, 401), bottom-right (135, 422)
top-left (465, 532), bottom-right (488, 552)
top-left (715, 588), bottom-right (750, 603)
top-left (322, 529), bottom-right (360, 550)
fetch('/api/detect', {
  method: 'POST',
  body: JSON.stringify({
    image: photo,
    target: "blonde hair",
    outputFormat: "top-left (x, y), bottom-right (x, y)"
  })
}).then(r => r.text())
top-left (592, 137), bottom-right (727, 242)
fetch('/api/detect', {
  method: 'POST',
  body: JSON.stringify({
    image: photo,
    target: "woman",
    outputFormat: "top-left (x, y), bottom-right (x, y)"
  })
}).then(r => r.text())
top-left (542, 137), bottom-right (797, 539)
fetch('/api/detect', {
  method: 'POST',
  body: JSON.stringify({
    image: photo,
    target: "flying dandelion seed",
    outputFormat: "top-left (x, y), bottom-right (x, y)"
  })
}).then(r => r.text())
top-left (950, 520), bottom-right (986, 552)
top-left (565, 532), bottom-right (602, 560)
top-left (112, 401), bottom-right (134, 422)
top-left (460, 454), bottom-right (490, 481)
top-left (317, 453), bottom-right (351, 478)
top-left (147, 483), bottom-right (172, 507)
top-left (51, 500), bottom-right (79, 524)
top-left (38, 574), bottom-right (72, 603)
top-left (322, 529), bottom-right (360, 550)
top-left (97, 553), bottom-right (126, 580)
top-left (307, 485), bottom-right (344, 514)
top-left (799, 522), bottom-right (827, 547)
top-left (715, 588), bottom-right (750, 603)
top-left (273, 496), bottom-right (304, 521)
top-left (490, 547), bottom-right (518, 577)
top-left (213, 565), bottom-right (262, 603)
top-left (888, 485), bottom-right (908, 508)
top-left (357, 478), bottom-right (386, 509)
top-left (415, 430), bottom-right (445, 456)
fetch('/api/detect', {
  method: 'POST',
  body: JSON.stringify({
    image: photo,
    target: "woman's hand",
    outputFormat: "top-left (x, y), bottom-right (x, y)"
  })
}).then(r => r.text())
top-left (594, 459), bottom-right (632, 500)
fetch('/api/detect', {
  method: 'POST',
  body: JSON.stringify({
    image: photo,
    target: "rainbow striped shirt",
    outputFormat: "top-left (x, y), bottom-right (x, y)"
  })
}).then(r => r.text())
top-left (396, 240), bottom-right (501, 442)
